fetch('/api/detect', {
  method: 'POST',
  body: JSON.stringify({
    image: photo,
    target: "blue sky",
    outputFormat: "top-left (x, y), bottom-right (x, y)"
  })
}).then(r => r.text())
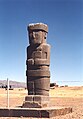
top-left (0, 0), bottom-right (83, 86)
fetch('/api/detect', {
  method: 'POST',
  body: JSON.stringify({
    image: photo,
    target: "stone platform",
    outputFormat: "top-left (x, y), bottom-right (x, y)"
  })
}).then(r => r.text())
top-left (0, 107), bottom-right (72, 118)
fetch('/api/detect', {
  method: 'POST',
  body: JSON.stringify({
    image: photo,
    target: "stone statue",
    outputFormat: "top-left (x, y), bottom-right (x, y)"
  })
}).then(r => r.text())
top-left (26, 23), bottom-right (50, 96)
top-left (22, 23), bottom-right (72, 116)
top-left (23, 23), bottom-right (51, 108)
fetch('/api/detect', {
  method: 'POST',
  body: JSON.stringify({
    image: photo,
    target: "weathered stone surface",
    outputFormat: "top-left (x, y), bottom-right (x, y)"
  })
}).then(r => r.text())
top-left (26, 77), bottom-right (50, 96)
top-left (27, 70), bottom-right (50, 77)
top-left (22, 101), bottom-right (48, 108)
top-left (22, 95), bottom-right (50, 108)
top-left (26, 23), bottom-right (51, 96)
top-left (22, 23), bottom-right (72, 118)
top-left (23, 23), bottom-right (50, 108)
top-left (28, 23), bottom-right (48, 32)
top-left (0, 107), bottom-right (72, 117)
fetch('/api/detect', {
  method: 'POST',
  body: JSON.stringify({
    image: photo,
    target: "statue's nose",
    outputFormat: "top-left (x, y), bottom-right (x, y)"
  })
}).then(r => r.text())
top-left (32, 32), bottom-right (35, 38)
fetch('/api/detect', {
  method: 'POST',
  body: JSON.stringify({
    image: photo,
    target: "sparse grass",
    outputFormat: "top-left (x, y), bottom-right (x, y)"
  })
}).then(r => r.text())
top-left (0, 86), bottom-right (83, 119)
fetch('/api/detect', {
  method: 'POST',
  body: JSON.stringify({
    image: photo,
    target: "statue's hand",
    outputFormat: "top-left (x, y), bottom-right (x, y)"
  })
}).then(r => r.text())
top-left (27, 59), bottom-right (34, 65)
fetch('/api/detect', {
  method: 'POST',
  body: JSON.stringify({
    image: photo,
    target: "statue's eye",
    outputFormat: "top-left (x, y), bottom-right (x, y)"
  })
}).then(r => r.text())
top-left (29, 33), bottom-right (33, 37)
top-left (35, 33), bottom-right (38, 37)
top-left (44, 33), bottom-right (47, 39)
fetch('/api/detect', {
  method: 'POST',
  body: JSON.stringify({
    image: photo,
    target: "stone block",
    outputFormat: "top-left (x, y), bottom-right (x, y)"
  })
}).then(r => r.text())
top-left (22, 95), bottom-right (49, 108)
top-left (25, 95), bottom-right (33, 101)
top-left (0, 107), bottom-right (72, 117)
top-left (22, 101), bottom-right (48, 108)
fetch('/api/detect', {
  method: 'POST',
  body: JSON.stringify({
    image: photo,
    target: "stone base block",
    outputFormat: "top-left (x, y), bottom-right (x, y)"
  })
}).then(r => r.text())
top-left (22, 95), bottom-right (49, 108)
top-left (0, 107), bottom-right (72, 118)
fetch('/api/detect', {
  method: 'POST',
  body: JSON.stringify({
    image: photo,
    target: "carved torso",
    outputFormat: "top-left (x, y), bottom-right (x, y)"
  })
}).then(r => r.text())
top-left (28, 44), bottom-right (50, 59)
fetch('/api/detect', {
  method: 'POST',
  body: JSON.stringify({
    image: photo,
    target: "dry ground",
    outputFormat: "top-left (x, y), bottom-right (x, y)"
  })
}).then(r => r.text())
top-left (0, 86), bottom-right (83, 119)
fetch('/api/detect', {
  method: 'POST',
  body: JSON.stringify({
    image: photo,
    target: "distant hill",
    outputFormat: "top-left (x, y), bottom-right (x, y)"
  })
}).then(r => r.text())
top-left (0, 80), bottom-right (26, 88)
top-left (0, 80), bottom-right (59, 89)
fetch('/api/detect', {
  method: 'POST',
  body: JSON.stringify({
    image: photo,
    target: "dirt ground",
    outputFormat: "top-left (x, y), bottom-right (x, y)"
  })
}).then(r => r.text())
top-left (0, 86), bottom-right (83, 119)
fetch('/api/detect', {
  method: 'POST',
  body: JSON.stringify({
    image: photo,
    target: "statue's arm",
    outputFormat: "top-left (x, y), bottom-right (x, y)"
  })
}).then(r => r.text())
top-left (34, 45), bottom-right (50, 66)
top-left (26, 46), bottom-right (34, 65)
top-left (27, 59), bottom-right (34, 65)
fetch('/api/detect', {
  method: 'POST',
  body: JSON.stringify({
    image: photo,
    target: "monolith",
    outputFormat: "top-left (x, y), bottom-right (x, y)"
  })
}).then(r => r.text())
top-left (22, 23), bottom-right (51, 108)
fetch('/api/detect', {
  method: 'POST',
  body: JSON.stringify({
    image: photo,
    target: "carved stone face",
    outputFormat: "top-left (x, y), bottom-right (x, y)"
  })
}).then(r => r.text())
top-left (29, 30), bottom-right (43, 45)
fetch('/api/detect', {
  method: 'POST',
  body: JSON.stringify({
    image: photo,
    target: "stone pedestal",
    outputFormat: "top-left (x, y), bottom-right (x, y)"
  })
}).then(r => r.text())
top-left (0, 107), bottom-right (72, 117)
top-left (22, 95), bottom-right (49, 108)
